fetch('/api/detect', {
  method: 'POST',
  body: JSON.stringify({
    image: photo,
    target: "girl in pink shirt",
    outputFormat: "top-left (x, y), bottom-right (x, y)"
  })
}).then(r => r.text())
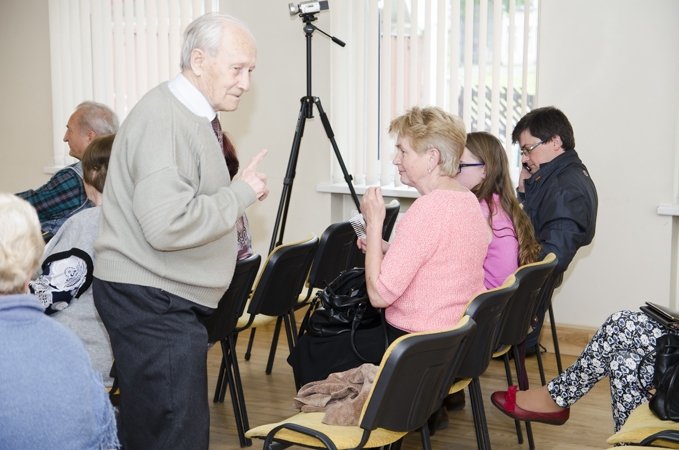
top-left (455, 132), bottom-right (541, 288)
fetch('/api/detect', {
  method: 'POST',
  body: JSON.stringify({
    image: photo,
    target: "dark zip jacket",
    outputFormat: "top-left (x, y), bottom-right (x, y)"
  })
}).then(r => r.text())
top-left (520, 150), bottom-right (598, 274)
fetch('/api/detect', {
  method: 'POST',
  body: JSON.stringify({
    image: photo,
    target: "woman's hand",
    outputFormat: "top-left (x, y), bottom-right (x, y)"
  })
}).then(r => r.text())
top-left (361, 187), bottom-right (390, 308)
top-left (357, 237), bottom-right (390, 254)
top-left (360, 187), bottom-right (386, 236)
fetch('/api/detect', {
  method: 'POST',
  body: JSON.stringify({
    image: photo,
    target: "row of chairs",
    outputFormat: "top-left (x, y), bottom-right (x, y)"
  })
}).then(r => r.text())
top-left (242, 199), bottom-right (402, 373)
top-left (203, 201), bottom-right (401, 446)
top-left (243, 252), bottom-right (558, 450)
top-left (205, 206), bottom-right (559, 449)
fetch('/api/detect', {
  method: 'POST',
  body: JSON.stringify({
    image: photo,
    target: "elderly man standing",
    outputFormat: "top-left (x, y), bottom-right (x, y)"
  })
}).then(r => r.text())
top-left (17, 101), bottom-right (119, 239)
top-left (92, 13), bottom-right (268, 450)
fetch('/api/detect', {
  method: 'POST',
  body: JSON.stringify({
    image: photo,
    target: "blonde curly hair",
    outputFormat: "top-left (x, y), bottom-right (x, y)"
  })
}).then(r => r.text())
top-left (0, 194), bottom-right (44, 294)
top-left (389, 106), bottom-right (466, 177)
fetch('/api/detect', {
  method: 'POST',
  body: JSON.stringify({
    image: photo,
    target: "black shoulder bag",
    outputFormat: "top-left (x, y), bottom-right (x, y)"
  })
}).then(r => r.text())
top-left (299, 267), bottom-right (387, 362)
top-left (638, 333), bottom-right (679, 421)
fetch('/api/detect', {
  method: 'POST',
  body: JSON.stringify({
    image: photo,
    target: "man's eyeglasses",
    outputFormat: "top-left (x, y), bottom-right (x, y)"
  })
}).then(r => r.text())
top-left (458, 162), bottom-right (485, 173)
top-left (520, 140), bottom-right (544, 156)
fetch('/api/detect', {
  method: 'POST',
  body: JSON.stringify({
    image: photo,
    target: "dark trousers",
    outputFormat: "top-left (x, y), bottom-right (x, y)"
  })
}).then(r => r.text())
top-left (93, 278), bottom-right (212, 450)
top-left (289, 321), bottom-right (407, 388)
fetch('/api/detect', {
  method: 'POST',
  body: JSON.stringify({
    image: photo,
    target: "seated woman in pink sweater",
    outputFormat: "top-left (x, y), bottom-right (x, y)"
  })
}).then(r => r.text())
top-left (455, 131), bottom-right (541, 288)
top-left (289, 107), bottom-right (490, 386)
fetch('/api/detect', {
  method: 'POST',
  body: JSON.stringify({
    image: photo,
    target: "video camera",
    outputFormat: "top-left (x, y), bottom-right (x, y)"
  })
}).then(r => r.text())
top-left (288, 1), bottom-right (329, 16)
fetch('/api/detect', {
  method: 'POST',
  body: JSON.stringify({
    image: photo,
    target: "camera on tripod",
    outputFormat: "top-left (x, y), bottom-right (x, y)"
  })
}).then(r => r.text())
top-left (288, 0), bottom-right (329, 16)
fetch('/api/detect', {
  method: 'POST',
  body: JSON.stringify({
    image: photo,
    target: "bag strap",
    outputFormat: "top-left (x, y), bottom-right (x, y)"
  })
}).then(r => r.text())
top-left (350, 305), bottom-right (388, 363)
top-left (298, 294), bottom-right (322, 340)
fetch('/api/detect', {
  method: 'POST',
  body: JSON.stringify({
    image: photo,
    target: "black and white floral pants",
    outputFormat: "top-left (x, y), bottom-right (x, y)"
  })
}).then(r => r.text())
top-left (547, 310), bottom-right (674, 431)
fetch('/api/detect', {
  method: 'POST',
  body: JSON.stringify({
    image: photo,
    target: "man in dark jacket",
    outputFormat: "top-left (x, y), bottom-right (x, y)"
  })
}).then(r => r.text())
top-left (513, 106), bottom-right (598, 354)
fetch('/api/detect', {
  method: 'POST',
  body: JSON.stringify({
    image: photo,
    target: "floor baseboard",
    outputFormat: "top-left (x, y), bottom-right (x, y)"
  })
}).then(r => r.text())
top-left (540, 323), bottom-right (596, 357)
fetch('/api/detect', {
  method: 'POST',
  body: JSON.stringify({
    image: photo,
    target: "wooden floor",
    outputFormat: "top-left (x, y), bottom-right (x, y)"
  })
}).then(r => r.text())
top-left (207, 322), bottom-right (614, 450)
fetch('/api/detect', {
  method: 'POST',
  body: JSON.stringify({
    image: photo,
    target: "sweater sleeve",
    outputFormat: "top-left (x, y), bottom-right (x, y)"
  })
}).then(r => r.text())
top-left (374, 197), bottom-right (440, 306)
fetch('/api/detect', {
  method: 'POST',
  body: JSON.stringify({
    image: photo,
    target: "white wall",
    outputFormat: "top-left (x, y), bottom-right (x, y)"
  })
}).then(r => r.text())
top-left (1, 0), bottom-right (678, 328)
top-left (0, 0), bottom-right (53, 191)
top-left (537, 0), bottom-right (679, 326)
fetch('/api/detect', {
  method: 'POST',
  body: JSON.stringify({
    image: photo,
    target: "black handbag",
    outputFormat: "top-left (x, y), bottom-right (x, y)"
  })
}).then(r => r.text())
top-left (300, 267), bottom-right (386, 362)
top-left (639, 333), bottom-right (679, 421)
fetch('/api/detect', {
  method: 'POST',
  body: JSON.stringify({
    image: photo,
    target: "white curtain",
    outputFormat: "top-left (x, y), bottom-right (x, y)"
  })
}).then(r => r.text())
top-left (47, 0), bottom-right (219, 167)
top-left (329, 0), bottom-right (539, 190)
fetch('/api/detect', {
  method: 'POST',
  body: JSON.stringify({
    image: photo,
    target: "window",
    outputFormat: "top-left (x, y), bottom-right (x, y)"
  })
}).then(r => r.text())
top-left (47, 0), bottom-right (219, 168)
top-left (327, 0), bottom-right (539, 195)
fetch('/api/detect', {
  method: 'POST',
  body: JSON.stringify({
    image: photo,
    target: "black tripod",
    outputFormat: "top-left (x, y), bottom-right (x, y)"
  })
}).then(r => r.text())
top-left (269, 12), bottom-right (360, 252)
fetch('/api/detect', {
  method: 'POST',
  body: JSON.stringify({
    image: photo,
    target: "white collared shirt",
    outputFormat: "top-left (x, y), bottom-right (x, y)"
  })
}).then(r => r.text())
top-left (167, 73), bottom-right (217, 121)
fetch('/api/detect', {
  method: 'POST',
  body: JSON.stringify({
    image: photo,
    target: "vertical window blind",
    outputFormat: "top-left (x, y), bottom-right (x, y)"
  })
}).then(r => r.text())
top-left (46, 0), bottom-right (538, 186)
top-left (47, 0), bottom-right (218, 168)
top-left (328, 0), bottom-right (539, 192)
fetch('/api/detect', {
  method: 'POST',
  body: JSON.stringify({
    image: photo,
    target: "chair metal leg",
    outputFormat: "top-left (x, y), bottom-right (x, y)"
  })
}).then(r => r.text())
top-left (265, 307), bottom-right (301, 374)
top-left (469, 378), bottom-right (492, 450)
top-left (513, 344), bottom-right (529, 391)
top-left (266, 311), bottom-right (297, 375)
top-left (502, 353), bottom-right (523, 444)
top-left (535, 344), bottom-right (546, 386)
top-left (420, 422), bottom-right (433, 450)
top-left (225, 337), bottom-right (252, 447)
top-left (284, 312), bottom-right (297, 351)
top-left (288, 310), bottom-right (298, 346)
top-left (525, 421), bottom-right (535, 450)
top-left (214, 348), bottom-right (227, 403)
top-left (548, 303), bottom-right (563, 373)
top-left (265, 318), bottom-right (283, 375)
top-left (512, 344), bottom-right (535, 448)
top-left (245, 328), bottom-right (257, 360)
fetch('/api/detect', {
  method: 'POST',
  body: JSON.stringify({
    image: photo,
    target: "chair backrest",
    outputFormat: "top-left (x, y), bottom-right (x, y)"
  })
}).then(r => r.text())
top-left (349, 199), bottom-right (401, 268)
top-left (381, 199), bottom-right (401, 241)
top-left (456, 275), bottom-right (519, 378)
top-left (496, 253), bottom-right (558, 348)
top-left (246, 236), bottom-right (319, 317)
top-left (358, 316), bottom-right (477, 432)
top-left (203, 253), bottom-right (261, 343)
top-left (307, 221), bottom-right (357, 291)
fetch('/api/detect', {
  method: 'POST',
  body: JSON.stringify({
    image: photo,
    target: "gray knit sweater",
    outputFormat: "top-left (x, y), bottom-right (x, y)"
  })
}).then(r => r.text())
top-left (94, 82), bottom-right (256, 308)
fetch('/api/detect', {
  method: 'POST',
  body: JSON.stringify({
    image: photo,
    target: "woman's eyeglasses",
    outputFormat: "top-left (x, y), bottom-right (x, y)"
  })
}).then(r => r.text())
top-left (458, 162), bottom-right (485, 173)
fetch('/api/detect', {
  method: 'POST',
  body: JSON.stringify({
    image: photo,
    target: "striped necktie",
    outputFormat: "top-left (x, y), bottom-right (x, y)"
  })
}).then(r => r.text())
top-left (211, 115), bottom-right (224, 150)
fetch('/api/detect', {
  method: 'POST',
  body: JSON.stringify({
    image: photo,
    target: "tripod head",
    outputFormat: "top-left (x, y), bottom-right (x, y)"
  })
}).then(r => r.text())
top-left (289, 1), bottom-right (346, 119)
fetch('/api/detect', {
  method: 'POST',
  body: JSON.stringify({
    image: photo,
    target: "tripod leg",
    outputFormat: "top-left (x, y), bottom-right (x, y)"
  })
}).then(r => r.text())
top-left (313, 97), bottom-right (361, 211)
top-left (269, 97), bottom-right (312, 252)
top-left (269, 97), bottom-right (361, 249)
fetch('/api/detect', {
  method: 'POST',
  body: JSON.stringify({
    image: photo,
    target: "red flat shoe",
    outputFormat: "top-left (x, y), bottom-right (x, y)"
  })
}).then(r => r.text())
top-left (491, 386), bottom-right (569, 425)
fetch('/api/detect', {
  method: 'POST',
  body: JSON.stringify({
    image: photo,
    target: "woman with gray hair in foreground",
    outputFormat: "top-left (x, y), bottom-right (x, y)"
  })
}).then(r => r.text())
top-left (0, 193), bottom-right (119, 450)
